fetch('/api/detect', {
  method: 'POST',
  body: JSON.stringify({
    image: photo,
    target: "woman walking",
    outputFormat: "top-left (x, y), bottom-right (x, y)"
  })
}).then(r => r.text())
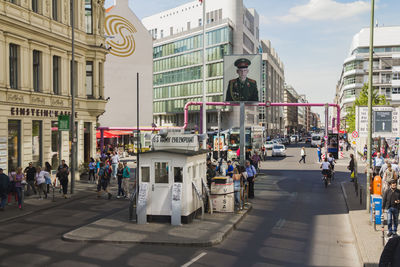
top-left (88, 158), bottom-right (96, 184)
top-left (14, 167), bottom-right (24, 209)
top-left (116, 163), bottom-right (124, 198)
top-left (299, 147), bottom-right (306, 164)
top-left (382, 163), bottom-right (397, 193)
top-left (348, 154), bottom-right (355, 182)
top-left (35, 166), bottom-right (48, 199)
top-left (233, 167), bottom-right (242, 211)
top-left (44, 162), bottom-right (52, 193)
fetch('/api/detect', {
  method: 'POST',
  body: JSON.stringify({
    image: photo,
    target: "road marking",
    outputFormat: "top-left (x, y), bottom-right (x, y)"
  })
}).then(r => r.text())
top-left (273, 218), bottom-right (286, 230)
top-left (181, 252), bottom-right (207, 267)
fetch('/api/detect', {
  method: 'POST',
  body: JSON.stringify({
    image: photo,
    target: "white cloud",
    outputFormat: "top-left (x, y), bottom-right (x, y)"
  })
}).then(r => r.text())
top-left (259, 14), bottom-right (271, 25)
top-left (279, 0), bottom-right (370, 23)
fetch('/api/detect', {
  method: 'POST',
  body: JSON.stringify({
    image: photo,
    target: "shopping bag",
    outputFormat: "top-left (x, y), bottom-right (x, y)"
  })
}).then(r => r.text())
top-left (351, 171), bottom-right (355, 179)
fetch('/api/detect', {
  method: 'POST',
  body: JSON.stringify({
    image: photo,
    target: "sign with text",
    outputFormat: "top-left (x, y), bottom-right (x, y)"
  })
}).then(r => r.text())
top-left (171, 183), bottom-right (182, 226)
top-left (58, 115), bottom-right (70, 131)
top-left (356, 106), bottom-right (399, 137)
top-left (213, 136), bottom-right (224, 151)
top-left (152, 134), bottom-right (199, 151)
top-left (137, 183), bottom-right (148, 224)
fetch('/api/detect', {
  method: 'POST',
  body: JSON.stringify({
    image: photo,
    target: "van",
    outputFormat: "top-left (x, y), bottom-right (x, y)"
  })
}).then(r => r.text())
top-left (311, 134), bottom-right (322, 147)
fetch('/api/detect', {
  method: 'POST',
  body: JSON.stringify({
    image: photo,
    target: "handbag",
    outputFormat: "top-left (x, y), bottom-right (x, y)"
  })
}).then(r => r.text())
top-left (351, 171), bottom-right (355, 179)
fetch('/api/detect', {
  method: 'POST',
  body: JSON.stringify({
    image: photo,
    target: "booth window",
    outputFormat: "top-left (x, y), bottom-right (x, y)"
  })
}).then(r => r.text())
top-left (174, 167), bottom-right (183, 183)
top-left (8, 120), bottom-right (21, 172)
top-left (32, 120), bottom-right (42, 167)
top-left (155, 162), bottom-right (169, 183)
top-left (141, 167), bottom-right (150, 182)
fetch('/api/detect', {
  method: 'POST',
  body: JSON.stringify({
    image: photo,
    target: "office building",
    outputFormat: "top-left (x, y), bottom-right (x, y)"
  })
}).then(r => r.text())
top-left (283, 85), bottom-right (298, 135)
top-left (142, 0), bottom-right (260, 130)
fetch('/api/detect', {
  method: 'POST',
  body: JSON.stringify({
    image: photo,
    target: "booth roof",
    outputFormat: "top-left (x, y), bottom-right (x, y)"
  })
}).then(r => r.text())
top-left (141, 149), bottom-right (209, 156)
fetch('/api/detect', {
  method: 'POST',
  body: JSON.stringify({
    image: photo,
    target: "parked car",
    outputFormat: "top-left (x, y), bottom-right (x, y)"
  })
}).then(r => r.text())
top-left (265, 141), bottom-right (274, 150)
top-left (272, 144), bottom-right (286, 157)
top-left (311, 134), bottom-right (322, 147)
top-left (290, 135), bottom-right (298, 143)
top-left (281, 137), bottom-right (289, 145)
top-left (305, 137), bottom-right (311, 144)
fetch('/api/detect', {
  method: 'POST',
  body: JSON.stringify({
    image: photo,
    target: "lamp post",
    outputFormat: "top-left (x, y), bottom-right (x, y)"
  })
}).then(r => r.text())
top-left (70, 0), bottom-right (76, 194)
top-left (201, 0), bottom-right (207, 149)
top-left (366, 0), bottom-right (375, 212)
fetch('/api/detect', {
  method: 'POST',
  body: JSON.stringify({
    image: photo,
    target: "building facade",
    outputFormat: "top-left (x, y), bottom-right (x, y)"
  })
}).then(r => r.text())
top-left (0, 0), bottom-right (107, 174)
top-left (259, 39), bottom-right (284, 137)
top-left (336, 26), bottom-right (400, 124)
top-left (99, 0), bottom-right (153, 128)
top-left (142, 0), bottom-right (260, 130)
top-left (283, 85), bottom-right (298, 135)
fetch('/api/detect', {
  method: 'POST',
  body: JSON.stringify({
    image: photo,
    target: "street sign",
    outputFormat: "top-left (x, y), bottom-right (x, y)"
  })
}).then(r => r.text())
top-left (352, 131), bottom-right (359, 138)
top-left (265, 101), bottom-right (271, 107)
top-left (58, 115), bottom-right (70, 131)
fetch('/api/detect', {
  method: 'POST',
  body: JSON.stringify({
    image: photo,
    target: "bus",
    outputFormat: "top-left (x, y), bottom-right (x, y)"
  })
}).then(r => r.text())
top-left (225, 126), bottom-right (264, 160)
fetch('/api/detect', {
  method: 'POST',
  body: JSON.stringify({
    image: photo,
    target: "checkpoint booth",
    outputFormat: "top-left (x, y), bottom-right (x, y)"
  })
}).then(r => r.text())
top-left (138, 133), bottom-right (208, 224)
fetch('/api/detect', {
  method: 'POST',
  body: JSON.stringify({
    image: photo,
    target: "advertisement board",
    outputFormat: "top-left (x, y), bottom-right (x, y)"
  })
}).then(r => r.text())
top-left (223, 54), bottom-right (261, 102)
top-left (213, 136), bottom-right (224, 151)
top-left (327, 133), bottom-right (339, 159)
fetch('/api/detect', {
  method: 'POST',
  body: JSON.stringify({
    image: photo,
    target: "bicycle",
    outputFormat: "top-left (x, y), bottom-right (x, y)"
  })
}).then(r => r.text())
top-left (322, 169), bottom-right (331, 188)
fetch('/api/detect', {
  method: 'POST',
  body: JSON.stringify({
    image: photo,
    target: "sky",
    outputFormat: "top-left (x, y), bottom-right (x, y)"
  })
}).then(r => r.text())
top-left (106, 0), bottom-right (400, 121)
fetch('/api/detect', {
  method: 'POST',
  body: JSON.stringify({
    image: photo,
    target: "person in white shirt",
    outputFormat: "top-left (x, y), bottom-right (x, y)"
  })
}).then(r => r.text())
top-left (320, 158), bottom-right (332, 184)
top-left (36, 166), bottom-right (50, 199)
top-left (299, 147), bottom-right (306, 164)
top-left (111, 151), bottom-right (120, 180)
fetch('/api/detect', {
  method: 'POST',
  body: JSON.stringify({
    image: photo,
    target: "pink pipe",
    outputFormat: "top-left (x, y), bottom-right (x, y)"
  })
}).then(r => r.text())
top-left (97, 126), bottom-right (160, 131)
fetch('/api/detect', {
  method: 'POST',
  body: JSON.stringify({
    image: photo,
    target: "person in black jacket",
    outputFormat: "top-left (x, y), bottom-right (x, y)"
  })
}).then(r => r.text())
top-left (0, 168), bottom-right (10, 211)
top-left (382, 180), bottom-right (400, 237)
top-left (348, 154), bottom-right (355, 182)
top-left (379, 235), bottom-right (400, 266)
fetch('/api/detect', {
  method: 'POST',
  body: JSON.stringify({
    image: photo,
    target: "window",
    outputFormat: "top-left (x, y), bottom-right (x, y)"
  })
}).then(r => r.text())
top-left (160, 29), bottom-right (163, 38)
top-left (86, 61), bottom-right (93, 97)
top-left (32, 121), bottom-right (42, 167)
top-left (155, 162), bottom-right (169, 183)
top-left (85, 0), bottom-right (93, 33)
top-left (392, 88), bottom-right (400, 94)
top-left (9, 43), bottom-right (19, 89)
top-left (51, 121), bottom-right (59, 168)
top-left (52, 0), bottom-right (58, 21)
top-left (199, 18), bottom-right (202, 26)
top-left (33, 50), bottom-right (42, 92)
top-left (141, 167), bottom-right (150, 182)
top-left (393, 73), bottom-right (400, 80)
top-left (53, 56), bottom-right (60, 95)
top-left (8, 120), bottom-right (21, 172)
top-left (187, 21), bottom-right (191, 30)
top-left (99, 62), bottom-right (103, 98)
top-left (32, 0), bottom-right (39, 13)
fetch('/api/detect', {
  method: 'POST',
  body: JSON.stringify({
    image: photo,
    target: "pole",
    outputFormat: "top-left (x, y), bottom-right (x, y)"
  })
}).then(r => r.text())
top-left (70, 0), bottom-right (75, 194)
top-left (217, 109), bottom-right (221, 159)
top-left (240, 103), bottom-right (245, 166)
top-left (201, 0), bottom-right (207, 149)
top-left (325, 103), bottom-right (329, 155)
top-left (367, 0), bottom-right (375, 212)
top-left (136, 73), bottom-right (140, 221)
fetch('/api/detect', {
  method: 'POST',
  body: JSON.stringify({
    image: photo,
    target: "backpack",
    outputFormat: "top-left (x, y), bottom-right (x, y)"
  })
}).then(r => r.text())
top-left (98, 167), bottom-right (108, 180)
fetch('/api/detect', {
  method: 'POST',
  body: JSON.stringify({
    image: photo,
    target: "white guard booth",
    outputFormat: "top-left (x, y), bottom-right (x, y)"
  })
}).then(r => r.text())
top-left (139, 134), bottom-right (208, 223)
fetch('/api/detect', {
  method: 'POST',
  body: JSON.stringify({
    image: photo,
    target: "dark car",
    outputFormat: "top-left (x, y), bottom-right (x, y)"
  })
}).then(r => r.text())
top-left (306, 137), bottom-right (311, 143)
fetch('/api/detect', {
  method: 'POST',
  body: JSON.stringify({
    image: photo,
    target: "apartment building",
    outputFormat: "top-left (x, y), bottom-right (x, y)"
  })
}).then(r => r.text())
top-left (283, 85), bottom-right (298, 135)
top-left (336, 26), bottom-right (400, 122)
top-left (0, 0), bottom-right (107, 173)
top-left (142, 0), bottom-right (260, 130)
top-left (259, 39), bottom-right (285, 137)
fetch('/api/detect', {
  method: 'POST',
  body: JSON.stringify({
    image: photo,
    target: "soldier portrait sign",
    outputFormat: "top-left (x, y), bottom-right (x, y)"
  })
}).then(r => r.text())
top-left (223, 54), bottom-right (261, 103)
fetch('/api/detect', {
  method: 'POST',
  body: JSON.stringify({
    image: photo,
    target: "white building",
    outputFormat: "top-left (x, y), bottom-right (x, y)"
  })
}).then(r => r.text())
top-left (336, 26), bottom-right (400, 122)
top-left (142, 0), bottom-right (260, 130)
top-left (99, 0), bottom-right (153, 128)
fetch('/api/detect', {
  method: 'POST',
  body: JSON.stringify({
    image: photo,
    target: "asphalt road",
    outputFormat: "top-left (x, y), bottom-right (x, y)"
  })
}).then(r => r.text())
top-left (0, 143), bottom-right (360, 267)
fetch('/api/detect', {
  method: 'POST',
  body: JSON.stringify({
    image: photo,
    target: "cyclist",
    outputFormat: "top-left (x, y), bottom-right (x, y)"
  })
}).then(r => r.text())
top-left (327, 153), bottom-right (336, 181)
top-left (320, 157), bottom-right (332, 187)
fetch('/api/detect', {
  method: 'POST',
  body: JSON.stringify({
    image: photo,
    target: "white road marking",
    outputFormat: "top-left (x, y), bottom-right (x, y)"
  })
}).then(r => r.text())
top-left (181, 252), bottom-right (207, 267)
top-left (273, 218), bottom-right (286, 230)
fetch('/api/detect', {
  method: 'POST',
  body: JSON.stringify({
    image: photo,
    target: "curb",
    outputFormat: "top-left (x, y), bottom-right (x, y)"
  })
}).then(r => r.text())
top-left (62, 204), bottom-right (253, 247)
top-left (340, 182), bottom-right (365, 267)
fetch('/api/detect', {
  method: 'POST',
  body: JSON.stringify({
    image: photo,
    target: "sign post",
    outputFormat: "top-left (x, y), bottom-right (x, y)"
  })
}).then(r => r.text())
top-left (240, 102), bottom-right (245, 166)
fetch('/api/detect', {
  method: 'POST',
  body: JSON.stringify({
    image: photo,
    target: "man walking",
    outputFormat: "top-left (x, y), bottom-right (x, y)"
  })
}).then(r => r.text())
top-left (111, 151), bottom-right (120, 181)
top-left (374, 152), bottom-right (385, 176)
top-left (299, 147), bottom-right (306, 164)
top-left (24, 162), bottom-right (37, 195)
top-left (0, 168), bottom-right (9, 211)
top-left (57, 160), bottom-right (69, 199)
top-left (245, 160), bottom-right (257, 199)
top-left (122, 162), bottom-right (130, 199)
top-left (382, 179), bottom-right (400, 237)
top-left (317, 145), bottom-right (322, 163)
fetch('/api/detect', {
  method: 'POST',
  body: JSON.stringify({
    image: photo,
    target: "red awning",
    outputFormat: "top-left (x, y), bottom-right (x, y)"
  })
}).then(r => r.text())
top-left (96, 130), bottom-right (132, 139)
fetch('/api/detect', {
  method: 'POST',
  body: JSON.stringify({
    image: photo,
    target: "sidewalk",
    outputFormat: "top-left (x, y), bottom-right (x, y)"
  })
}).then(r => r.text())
top-left (63, 203), bottom-right (252, 246)
top-left (341, 181), bottom-right (383, 267)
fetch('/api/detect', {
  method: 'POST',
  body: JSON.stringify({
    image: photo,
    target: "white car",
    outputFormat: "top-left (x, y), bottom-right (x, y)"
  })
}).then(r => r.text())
top-left (265, 141), bottom-right (274, 150)
top-left (311, 135), bottom-right (322, 147)
top-left (272, 144), bottom-right (286, 157)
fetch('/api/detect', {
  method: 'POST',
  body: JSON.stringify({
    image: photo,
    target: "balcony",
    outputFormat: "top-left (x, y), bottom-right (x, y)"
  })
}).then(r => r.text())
top-left (342, 83), bottom-right (363, 91)
top-left (343, 69), bottom-right (365, 78)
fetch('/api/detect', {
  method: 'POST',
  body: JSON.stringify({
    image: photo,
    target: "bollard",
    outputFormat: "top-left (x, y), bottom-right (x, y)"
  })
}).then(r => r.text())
top-left (360, 188), bottom-right (362, 205)
top-left (382, 213), bottom-right (386, 247)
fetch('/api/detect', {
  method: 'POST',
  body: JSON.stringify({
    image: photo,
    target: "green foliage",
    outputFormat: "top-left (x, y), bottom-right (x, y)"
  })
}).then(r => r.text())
top-left (345, 84), bottom-right (388, 133)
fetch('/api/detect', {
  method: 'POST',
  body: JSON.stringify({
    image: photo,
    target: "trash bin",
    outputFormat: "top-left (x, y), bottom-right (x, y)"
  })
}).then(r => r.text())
top-left (210, 177), bottom-right (234, 213)
top-left (371, 194), bottom-right (383, 224)
top-left (373, 176), bottom-right (382, 195)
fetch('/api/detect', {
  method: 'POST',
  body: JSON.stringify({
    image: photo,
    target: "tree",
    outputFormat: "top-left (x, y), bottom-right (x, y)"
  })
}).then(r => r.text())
top-left (345, 84), bottom-right (388, 133)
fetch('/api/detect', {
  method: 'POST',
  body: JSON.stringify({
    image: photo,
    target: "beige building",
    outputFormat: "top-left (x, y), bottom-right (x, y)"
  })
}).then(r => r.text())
top-left (0, 0), bottom-right (107, 174)
top-left (283, 85), bottom-right (298, 135)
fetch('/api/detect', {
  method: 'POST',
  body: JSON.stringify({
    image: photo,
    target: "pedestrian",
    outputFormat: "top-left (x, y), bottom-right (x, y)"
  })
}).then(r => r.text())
top-left (97, 162), bottom-right (112, 199)
top-left (35, 166), bottom-right (48, 200)
top-left (0, 168), bottom-right (10, 211)
top-left (348, 154), bottom-right (355, 182)
top-left (122, 162), bottom-right (130, 199)
top-left (232, 167), bottom-right (242, 211)
top-left (24, 162), bottom-right (37, 195)
top-left (382, 163), bottom-right (397, 194)
top-left (7, 168), bottom-right (17, 205)
top-left (88, 157), bottom-right (96, 183)
top-left (382, 179), bottom-right (400, 237)
top-left (14, 167), bottom-right (24, 209)
top-left (44, 162), bottom-right (52, 193)
top-left (111, 151), bottom-right (120, 180)
top-left (95, 158), bottom-right (100, 184)
top-left (317, 145), bottom-right (322, 162)
top-left (299, 147), bottom-right (306, 164)
top-left (245, 160), bottom-right (257, 199)
top-left (374, 152), bottom-right (385, 177)
top-left (236, 147), bottom-right (240, 161)
top-left (379, 235), bottom-right (400, 266)
top-left (226, 161), bottom-right (234, 178)
top-left (363, 144), bottom-right (368, 160)
top-left (116, 163), bottom-right (124, 199)
top-left (57, 160), bottom-right (69, 199)
top-left (251, 152), bottom-right (261, 172)
top-left (240, 165), bottom-right (248, 204)
top-left (380, 159), bottom-right (390, 178)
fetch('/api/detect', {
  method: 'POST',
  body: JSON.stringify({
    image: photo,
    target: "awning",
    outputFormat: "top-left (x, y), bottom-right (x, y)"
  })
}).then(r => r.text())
top-left (96, 130), bottom-right (132, 139)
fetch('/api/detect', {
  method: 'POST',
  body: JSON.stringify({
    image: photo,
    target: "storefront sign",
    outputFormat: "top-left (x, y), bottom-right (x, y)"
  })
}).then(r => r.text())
top-left (10, 107), bottom-right (77, 118)
top-left (152, 134), bottom-right (199, 151)
top-left (58, 115), bottom-right (70, 131)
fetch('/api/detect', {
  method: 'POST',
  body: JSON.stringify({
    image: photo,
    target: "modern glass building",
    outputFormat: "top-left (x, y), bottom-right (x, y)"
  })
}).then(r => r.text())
top-left (142, 0), bottom-right (260, 130)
